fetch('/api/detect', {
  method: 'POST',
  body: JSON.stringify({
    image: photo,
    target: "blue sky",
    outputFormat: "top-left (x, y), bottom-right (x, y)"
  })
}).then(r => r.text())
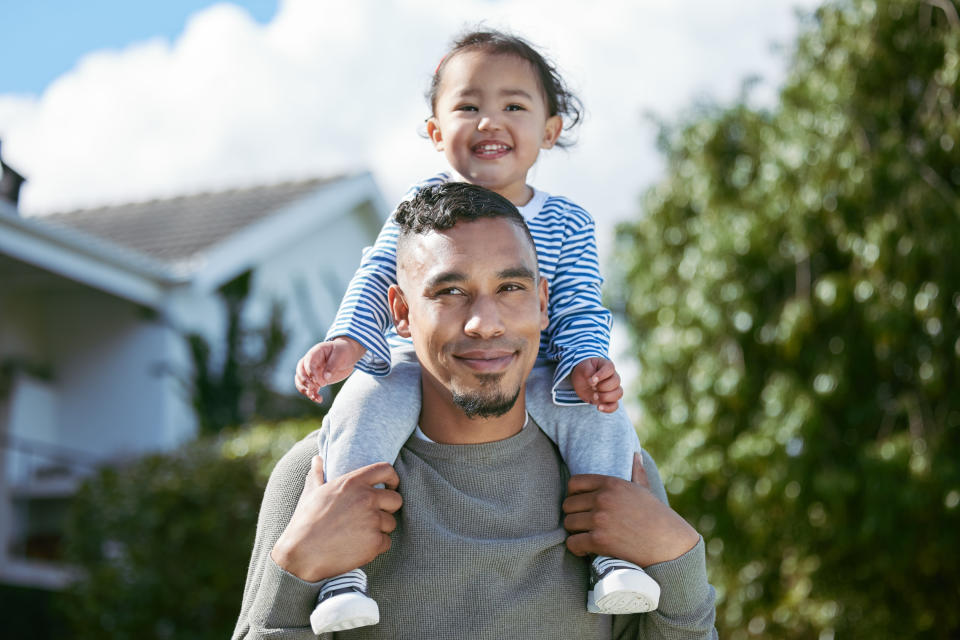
top-left (1, 1), bottom-right (278, 95)
top-left (0, 0), bottom-right (818, 227)
top-left (0, 0), bottom-right (819, 391)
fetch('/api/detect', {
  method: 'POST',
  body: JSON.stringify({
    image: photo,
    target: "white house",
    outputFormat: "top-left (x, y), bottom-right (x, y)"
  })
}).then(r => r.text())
top-left (0, 170), bottom-right (389, 589)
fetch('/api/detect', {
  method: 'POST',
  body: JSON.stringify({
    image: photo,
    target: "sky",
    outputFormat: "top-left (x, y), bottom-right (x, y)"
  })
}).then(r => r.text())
top-left (1, 0), bottom-right (820, 231)
top-left (0, 0), bottom-right (820, 394)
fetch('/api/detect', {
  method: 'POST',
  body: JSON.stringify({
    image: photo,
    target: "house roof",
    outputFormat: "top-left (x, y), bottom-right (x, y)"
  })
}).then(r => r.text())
top-left (0, 172), bottom-right (388, 307)
top-left (40, 176), bottom-right (341, 264)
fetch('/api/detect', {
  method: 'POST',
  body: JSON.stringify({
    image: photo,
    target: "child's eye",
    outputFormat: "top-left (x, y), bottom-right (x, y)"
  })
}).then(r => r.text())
top-left (505, 104), bottom-right (526, 112)
top-left (456, 105), bottom-right (478, 112)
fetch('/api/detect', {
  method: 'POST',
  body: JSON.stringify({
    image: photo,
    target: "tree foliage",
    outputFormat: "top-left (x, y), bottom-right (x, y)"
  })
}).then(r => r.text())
top-left (613, 1), bottom-right (960, 637)
top-left (187, 270), bottom-right (319, 434)
top-left (59, 420), bottom-right (316, 640)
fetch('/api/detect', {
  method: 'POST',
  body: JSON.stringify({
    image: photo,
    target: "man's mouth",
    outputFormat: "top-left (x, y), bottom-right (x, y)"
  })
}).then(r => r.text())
top-left (453, 349), bottom-right (517, 373)
top-left (472, 142), bottom-right (511, 158)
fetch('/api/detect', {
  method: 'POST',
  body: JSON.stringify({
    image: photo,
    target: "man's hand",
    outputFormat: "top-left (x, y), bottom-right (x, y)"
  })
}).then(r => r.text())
top-left (570, 357), bottom-right (623, 413)
top-left (294, 336), bottom-right (367, 402)
top-left (562, 453), bottom-right (700, 568)
top-left (271, 456), bottom-right (402, 583)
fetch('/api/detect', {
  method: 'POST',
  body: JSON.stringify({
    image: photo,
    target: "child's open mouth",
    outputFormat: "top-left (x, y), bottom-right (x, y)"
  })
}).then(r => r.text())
top-left (472, 142), bottom-right (511, 158)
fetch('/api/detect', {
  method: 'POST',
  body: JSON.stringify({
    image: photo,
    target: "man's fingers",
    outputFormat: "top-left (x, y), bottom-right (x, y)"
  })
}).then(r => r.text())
top-left (373, 486), bottom-right (403, 513)
top-left (564, 531), bottom-right (593, 557)
top-left (561, 490), bottom-right (596, 515)
top-left (352, 462), bottom-right (402, 492)
top-left (379, 510), bottom-right (398, 534)
top-left (562, 510), bottom-right (596, 533)
top-left (377, 532), bottom-right (393, 556)
top-left (566, 473), bottom-right (610, 497)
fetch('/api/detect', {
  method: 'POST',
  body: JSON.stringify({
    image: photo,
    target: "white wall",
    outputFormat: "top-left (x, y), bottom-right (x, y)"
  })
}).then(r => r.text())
top-left (247, 200), bottom-right (386, 393)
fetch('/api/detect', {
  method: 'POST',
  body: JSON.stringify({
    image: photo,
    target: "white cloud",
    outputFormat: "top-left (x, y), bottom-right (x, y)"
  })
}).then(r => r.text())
top-left (0, 0), bottom-right (820, 247)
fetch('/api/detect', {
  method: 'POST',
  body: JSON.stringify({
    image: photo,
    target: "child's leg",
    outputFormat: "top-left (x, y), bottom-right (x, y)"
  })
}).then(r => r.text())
top-left (523, 364), bottom-right (640, 480)
top-left (524, 364), bottom-right (660, 615)
top-left (318, 349), bottom-right (421, 481)
top-left (311, 349), bottom-right (422, 635)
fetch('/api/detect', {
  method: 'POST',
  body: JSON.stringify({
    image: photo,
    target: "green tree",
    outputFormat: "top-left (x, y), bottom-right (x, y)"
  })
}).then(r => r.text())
top-left (613, 1), bottom-right (960, 637)
top-left (187, 270), bottom-right (320, 434)
top-left (59, 420), bottom-right (316, 640)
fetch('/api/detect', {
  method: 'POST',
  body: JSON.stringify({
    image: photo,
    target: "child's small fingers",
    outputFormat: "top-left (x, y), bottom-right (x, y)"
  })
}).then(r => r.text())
top-left (597, 386), bottom-right (624, 403)
top-left (594, 376), bottom-right (622, 393)
top-left (598, 402), bottom-right (619, 413)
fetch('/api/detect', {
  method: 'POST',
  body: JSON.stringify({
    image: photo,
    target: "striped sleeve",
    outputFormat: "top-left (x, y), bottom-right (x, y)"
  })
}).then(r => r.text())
top-left (529, 198), bottom-right (613, 404)
top-left (324, 173), bottom-right (450, 375)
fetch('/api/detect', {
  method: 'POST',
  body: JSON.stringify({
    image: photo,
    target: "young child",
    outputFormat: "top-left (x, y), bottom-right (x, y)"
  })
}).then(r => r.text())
top-left (295, 29), bottom-right (660, 634)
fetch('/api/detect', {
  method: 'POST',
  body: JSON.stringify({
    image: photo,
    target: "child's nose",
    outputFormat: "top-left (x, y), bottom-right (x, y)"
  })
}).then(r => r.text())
top-left (477, 114), bottom-right (502, 131)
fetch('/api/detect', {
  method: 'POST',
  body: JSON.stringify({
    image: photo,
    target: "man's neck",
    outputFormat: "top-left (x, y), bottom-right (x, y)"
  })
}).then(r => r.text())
top-left (418, 387), bottom-right (529, 445)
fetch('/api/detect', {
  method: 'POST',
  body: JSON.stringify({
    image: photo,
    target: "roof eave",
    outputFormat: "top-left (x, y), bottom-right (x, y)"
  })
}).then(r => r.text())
top-left (0, 202), bottom-right (185, 308)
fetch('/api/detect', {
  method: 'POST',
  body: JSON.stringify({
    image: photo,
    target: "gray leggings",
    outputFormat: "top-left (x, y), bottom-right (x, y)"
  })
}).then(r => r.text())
top-left (320, 351), bottom-right (642, 482)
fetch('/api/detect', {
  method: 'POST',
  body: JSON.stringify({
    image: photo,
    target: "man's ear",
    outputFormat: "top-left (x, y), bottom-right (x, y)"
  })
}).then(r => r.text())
top-left (426, 117), bottom-right (445, 151)
top-left (389, 284), bottom-right (412, 337)
top-left (538, 277), bottom-right (549, 332)
top-left (541, 115), bottom-right (563, 150)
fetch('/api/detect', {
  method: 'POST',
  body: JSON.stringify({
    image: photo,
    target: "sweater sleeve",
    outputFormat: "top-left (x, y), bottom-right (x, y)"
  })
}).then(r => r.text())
top-left (543, 208), bottom-right (613, 404)
top-left (232, 433), bottom-right (329, 640)
top-left (611, 451), bottom-right (719, 640)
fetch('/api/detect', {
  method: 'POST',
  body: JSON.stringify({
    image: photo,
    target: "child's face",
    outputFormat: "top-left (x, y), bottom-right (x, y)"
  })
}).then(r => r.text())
top-left (427, 51), bottom-right (563, 206)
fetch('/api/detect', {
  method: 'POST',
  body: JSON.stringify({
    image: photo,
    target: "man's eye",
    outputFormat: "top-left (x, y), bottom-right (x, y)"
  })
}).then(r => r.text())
top-left (437, 287), bottom-right (465, 296)
top-left (500, 283), bottom-right (525, 292)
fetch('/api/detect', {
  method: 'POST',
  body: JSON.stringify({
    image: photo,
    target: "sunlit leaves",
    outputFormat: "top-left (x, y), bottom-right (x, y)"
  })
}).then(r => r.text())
top-left (613, 0), bottom-right (960, 637)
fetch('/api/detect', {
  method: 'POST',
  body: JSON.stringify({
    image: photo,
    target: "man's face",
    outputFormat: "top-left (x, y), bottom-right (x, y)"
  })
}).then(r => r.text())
top-left (390, 217), bottom-right (548, 421)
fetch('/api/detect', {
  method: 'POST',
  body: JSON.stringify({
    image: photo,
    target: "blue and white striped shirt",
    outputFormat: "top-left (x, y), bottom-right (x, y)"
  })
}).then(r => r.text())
top-left (326, 173), bottom-right (612, 404)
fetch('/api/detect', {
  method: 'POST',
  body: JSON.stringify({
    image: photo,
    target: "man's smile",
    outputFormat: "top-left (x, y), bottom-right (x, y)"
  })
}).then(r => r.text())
top-left (453, 349), bottom-right (518, 373)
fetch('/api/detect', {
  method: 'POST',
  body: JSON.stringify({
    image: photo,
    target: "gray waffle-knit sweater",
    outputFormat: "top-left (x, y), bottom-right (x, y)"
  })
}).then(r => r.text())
top-left (232, 422), bottom-right (717, 639)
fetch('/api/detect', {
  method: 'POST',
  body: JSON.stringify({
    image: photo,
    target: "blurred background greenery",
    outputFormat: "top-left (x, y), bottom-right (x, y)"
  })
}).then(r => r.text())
top-left (612, 0), bottom-right (959, 637)
top-left (13, 0), bottom-right (958, 637)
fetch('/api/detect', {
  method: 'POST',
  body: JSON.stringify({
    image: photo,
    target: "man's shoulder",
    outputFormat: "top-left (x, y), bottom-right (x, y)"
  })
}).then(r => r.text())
top-left (269, 430), bottom-right (320, 487)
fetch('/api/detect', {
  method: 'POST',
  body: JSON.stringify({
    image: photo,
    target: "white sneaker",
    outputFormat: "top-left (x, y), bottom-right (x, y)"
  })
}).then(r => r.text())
top-left (587, 556), bottom-right (660, 614)
top-left (310, 569), bottom-right (380, 634)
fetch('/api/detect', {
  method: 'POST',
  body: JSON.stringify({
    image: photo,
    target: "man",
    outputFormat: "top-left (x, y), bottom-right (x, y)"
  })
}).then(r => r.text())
top-left (233, 183), bottom-right (717, 639)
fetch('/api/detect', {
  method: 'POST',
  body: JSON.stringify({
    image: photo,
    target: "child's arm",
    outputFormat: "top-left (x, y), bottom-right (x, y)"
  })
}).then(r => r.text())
top-left (543, 205), bottom-right (619, 407)
top-left (295, 336), bottom-right (367, 402)
top-left (295, 175), bottom-right (450, 402)
top-left (323, 214), bottom-right (403, 375)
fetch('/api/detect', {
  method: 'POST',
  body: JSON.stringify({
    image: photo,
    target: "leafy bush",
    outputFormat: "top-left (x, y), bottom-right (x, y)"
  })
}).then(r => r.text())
top-left (613, 1), bottom-right (960, 638)
top-left (59, 420), bottom-right (317, 640)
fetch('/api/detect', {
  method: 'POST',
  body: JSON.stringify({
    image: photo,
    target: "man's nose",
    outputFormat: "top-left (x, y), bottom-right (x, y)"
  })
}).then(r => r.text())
top-left (464, 295), bottom-right (506, 338)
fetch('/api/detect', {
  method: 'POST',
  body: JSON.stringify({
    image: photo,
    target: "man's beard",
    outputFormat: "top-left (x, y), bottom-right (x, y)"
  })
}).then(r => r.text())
top-left (451, 373), bottom-right (521, 419)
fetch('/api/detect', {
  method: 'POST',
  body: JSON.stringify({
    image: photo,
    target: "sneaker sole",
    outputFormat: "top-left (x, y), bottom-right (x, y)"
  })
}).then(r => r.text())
top-left (310, 592), bottom-right (380, 634)
top-left (590, 569), bottom-right (660, 614)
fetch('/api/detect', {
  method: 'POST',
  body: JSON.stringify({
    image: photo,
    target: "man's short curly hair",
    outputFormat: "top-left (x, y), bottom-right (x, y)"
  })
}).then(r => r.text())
top-left (394, 182), bottom-right (538, 263)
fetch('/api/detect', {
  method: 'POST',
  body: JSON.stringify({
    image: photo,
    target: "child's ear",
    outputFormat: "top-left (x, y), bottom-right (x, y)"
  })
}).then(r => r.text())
top-left (389, 285), bottom-right (412, 337)
top-left (426, 117), bottom-right (445, 151)
top-left (541, 115), bottom-right (563, 150)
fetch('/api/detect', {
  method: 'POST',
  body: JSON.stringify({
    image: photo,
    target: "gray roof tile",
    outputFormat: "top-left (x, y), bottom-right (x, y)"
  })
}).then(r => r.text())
top-left (39, 176), bottom-right (341, 264)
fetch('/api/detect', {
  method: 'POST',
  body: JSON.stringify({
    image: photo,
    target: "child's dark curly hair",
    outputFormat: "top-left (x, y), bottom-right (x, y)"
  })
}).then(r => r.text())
top-left (427, 29), bottom-right (584, 148)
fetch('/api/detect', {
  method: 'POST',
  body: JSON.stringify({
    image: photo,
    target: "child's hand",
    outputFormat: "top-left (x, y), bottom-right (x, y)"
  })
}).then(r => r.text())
top-left (570, 357), bottom-right (623, 413)
top-left (294, 336), bottom-right (366, 403)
